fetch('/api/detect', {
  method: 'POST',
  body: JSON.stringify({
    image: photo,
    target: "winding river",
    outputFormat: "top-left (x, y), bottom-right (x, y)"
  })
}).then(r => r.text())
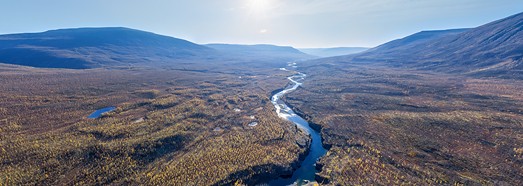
top-left (268, 65), bottom-right (327, 186)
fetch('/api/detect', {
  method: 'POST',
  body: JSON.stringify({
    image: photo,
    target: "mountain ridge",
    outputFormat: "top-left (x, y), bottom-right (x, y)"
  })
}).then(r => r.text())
top-left (326, 12), bottom-right (523, 79)
top-left (0, 27), bottom-right (216, 69)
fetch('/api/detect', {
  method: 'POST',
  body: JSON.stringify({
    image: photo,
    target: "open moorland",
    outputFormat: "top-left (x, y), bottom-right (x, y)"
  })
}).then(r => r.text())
top-left (0, 63), bottom-right (311, 185)
top-left (1, 10), bottom-right (522, 186)
top-left (284, 61), bottom-right (523, 185)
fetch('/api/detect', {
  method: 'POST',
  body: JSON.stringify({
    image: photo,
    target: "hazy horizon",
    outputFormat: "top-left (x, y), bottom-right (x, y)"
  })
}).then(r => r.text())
top-left (1, 0), bottom-right (522, 48)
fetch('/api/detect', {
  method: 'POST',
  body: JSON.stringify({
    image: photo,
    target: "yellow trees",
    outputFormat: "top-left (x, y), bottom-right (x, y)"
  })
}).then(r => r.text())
top-left (284, 63), bottom-right (523, 185)
top-left (0, 67), bottom-right (312, 185)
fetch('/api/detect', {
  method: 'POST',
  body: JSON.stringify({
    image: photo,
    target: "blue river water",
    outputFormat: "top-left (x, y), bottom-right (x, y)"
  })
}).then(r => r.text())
top-left (268, 66), bottom-right (327, 186)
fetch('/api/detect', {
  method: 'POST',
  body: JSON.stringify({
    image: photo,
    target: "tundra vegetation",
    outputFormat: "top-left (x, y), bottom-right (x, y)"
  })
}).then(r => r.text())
top-left (285, 62), bottom-right (523, 185)
top-left (2, 12), bottom-right (523, 185)
top-left (0, 65), bottom-right (309, 185)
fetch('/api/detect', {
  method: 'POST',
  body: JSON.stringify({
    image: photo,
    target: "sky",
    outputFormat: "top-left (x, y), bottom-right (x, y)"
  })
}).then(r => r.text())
top-left (0, 0), bottom-right (522, 48)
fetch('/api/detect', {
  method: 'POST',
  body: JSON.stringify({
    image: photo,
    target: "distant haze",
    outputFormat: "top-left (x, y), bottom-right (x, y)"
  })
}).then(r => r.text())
top-left (0, 0), bottom-right (521, 48)
top-left (299, 47), bottom-right (369, 57)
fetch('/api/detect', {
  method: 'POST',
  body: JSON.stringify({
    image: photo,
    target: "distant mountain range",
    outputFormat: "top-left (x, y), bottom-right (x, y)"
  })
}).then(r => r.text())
top-left (348, 12), bottom-right (523, 78)
top-left (299, 47), bottom-right (369, 57)
top-left (1, 11), bottom-right (522, 75)
top-left (0, 28), bottom-right (312, 69)
top-left (206, 43), bottom-right (314, 62)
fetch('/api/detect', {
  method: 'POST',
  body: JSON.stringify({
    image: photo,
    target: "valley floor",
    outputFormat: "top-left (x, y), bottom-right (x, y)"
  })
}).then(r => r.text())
top-left (0, 65), bottom-right (309, 185)
top-left (1, 60), bottom-right (523, 186)
top-left (285, 61), bottom-right (523, 185)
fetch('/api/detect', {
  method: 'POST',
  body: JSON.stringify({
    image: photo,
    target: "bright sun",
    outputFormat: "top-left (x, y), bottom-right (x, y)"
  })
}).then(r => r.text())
top-left (246, 0), bottom-right (271, 14)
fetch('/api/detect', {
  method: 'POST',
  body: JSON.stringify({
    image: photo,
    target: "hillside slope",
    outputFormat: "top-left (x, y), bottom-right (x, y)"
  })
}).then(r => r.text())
top-left (351, 12), bottom-right (523, 78)
top-left (0, 27), bottom-right (215, 69)
top-left (359, 29), bottom-right (469, 57)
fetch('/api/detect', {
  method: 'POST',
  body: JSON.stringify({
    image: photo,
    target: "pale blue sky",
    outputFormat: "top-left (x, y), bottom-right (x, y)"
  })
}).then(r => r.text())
top-left (1, 0), bottom-right (521, 47)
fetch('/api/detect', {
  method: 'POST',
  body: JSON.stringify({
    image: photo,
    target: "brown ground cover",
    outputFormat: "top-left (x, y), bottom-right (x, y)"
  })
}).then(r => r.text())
top-left (0, 64), bottom-right (309, 185)
top-left (284, 62), bottom-right (523, 185)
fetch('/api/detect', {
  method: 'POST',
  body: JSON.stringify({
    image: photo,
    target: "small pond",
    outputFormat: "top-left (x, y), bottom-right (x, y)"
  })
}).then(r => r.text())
top-left (88, 107), bottom-right (116, 119)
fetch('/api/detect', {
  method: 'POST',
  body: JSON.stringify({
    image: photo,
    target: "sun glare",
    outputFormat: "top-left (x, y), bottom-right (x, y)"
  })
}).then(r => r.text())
top-left (246, 0), bottom-right (271, 15)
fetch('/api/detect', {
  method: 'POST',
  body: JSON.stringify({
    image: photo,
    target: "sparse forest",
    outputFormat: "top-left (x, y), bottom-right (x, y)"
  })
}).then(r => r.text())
top-left (285, 63), bottom-right (523, 185)
top-left (0, 65), bottom-right (310, 185)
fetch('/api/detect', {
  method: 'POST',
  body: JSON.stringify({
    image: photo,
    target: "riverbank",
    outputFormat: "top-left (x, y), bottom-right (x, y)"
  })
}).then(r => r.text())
top-left (267, 64), bottom-right (327, 185)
